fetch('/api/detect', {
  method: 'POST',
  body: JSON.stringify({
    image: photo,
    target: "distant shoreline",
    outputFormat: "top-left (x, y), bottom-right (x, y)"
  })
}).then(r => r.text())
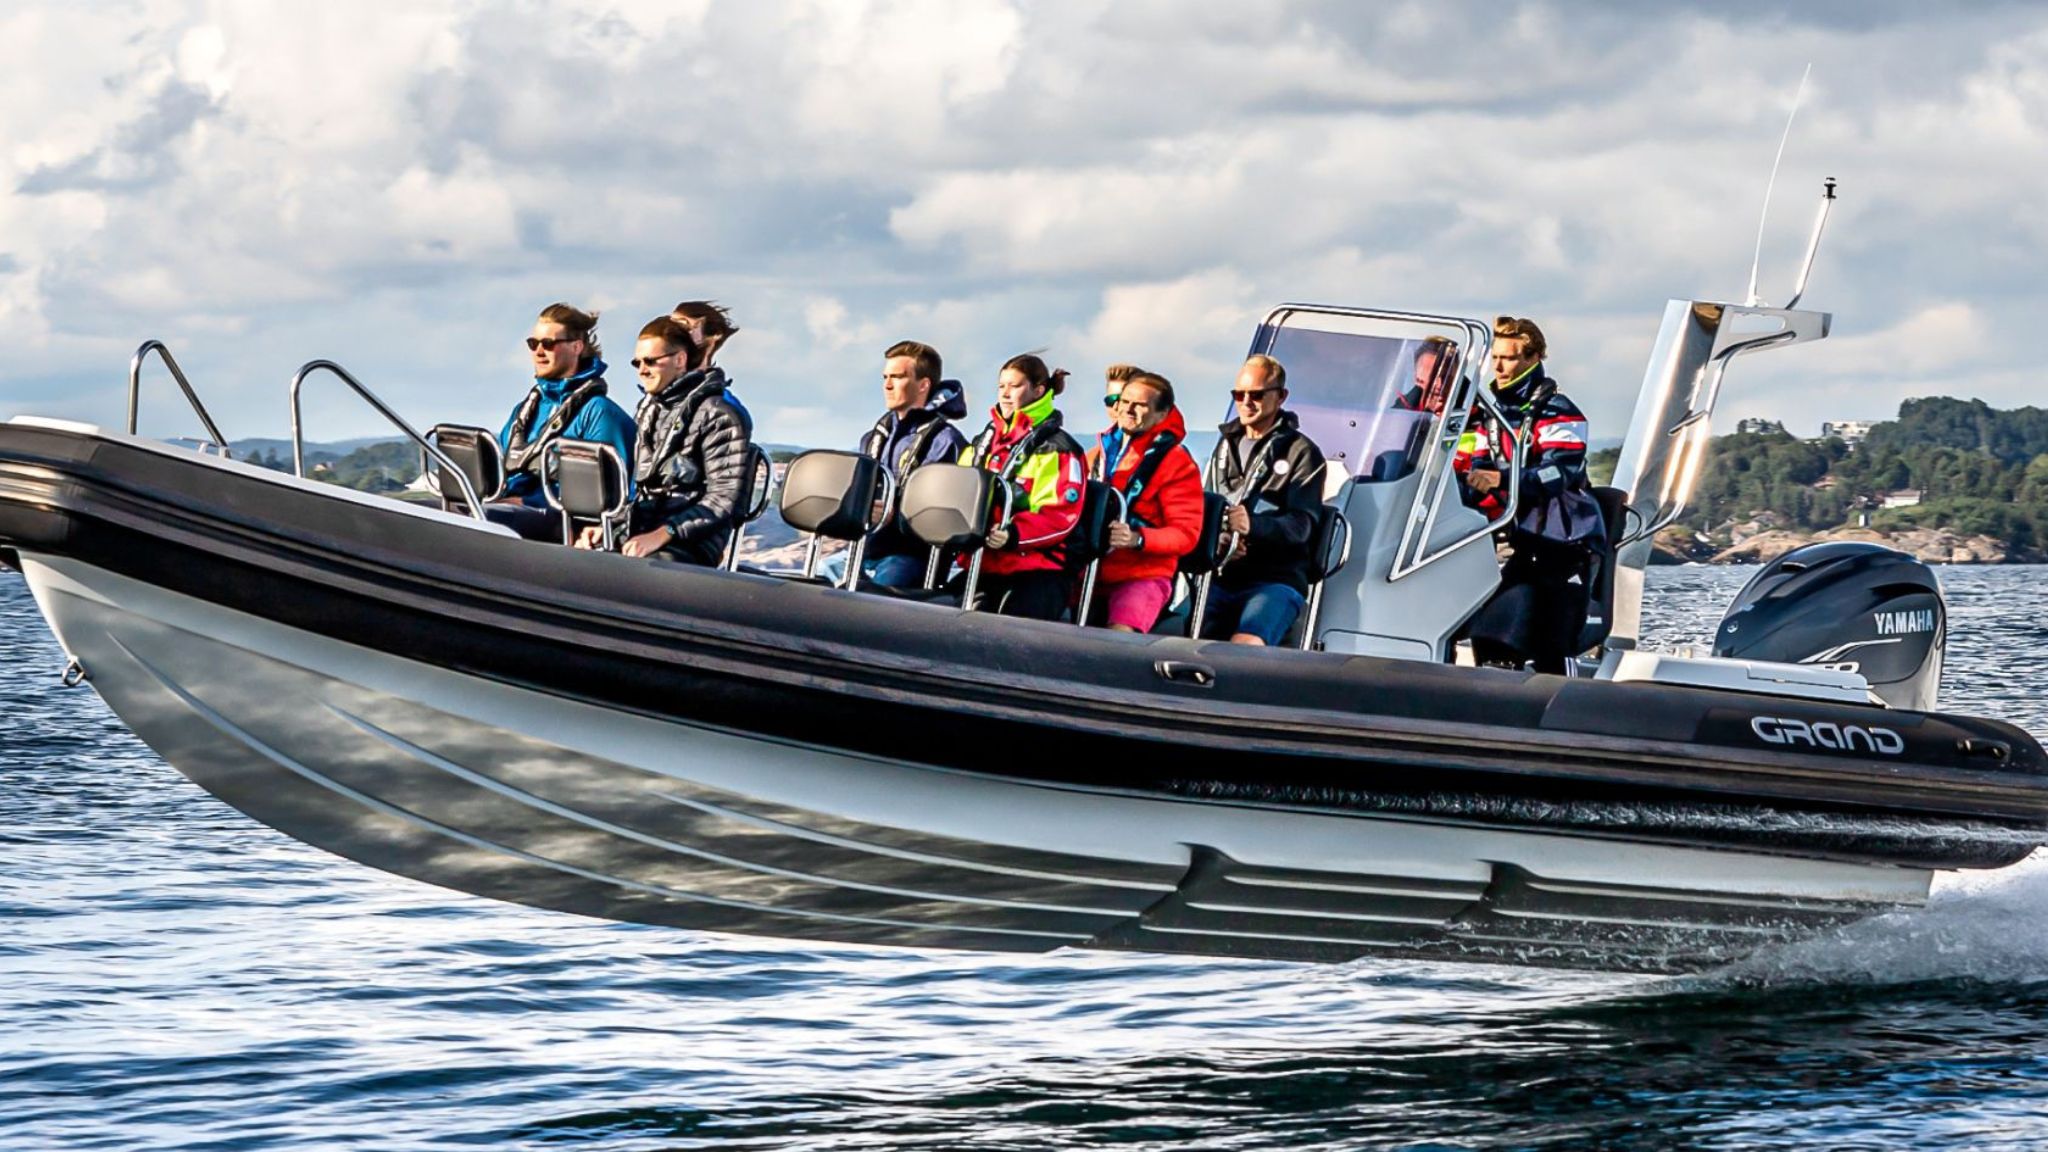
top-left (1652, 523), bottom-right (2025, 566)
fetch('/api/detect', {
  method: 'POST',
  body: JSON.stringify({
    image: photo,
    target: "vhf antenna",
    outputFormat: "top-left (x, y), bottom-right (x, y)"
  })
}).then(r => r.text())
top-left (1783, 176), bottom-right (1836, 310)
top-left (1746, 64), bottom-right (1811, 308)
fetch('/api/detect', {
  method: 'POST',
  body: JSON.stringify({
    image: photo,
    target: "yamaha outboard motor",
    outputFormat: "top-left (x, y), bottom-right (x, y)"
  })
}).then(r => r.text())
top-left (1714, 541), bottom-right (1945, 711)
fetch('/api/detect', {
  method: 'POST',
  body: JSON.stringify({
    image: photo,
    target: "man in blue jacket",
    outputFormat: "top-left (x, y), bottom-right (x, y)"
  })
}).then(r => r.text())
top-left (858, 340), bottom-right (970, 587)
top-left (491, 302), bottom-right (638, 540)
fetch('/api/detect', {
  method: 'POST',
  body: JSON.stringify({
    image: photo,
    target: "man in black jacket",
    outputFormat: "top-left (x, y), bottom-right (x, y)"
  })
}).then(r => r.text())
top-left (577, 307), bottom-right (753, 565)
top-left (858, 340), bottom-right (970, 588)
top-left (1202, 354), bottom-right (1328, 645)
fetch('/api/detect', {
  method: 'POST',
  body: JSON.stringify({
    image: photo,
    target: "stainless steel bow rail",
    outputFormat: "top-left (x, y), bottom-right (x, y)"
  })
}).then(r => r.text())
top-left (289, 359), bottom-right (486, 520)
top-left (127, 340), bottom-right (229, 450)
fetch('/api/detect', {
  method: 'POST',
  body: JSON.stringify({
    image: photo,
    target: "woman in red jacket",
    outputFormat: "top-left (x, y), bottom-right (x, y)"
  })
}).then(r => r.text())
top-left (963, 353), bottom-right (1089, 620)
top-left (1084, 370), bottom-right (1204, 632)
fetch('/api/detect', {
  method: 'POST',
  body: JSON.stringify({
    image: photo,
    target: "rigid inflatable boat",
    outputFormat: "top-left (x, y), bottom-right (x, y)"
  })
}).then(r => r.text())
top-left (4, 219), bottom-right (2045, 976)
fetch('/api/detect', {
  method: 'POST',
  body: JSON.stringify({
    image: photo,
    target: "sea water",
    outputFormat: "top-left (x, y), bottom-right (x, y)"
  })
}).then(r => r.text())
top-left (5, 567), bottom-right (2048, 1150)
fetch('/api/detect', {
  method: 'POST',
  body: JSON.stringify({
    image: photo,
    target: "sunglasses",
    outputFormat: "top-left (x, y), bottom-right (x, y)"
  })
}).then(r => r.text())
top-left (1231, 388), bottom-right (1282, 403)
top-left (1101, 392), bottom-right (1121, 408)
top-left (526, 335), bottom-right (582, 352)
top-left (631, 351), bottom-right (679, 369)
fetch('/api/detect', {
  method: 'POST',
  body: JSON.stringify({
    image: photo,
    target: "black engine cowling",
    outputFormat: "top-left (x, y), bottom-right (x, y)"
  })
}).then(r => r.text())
top-left (1713, 542), bottom-right (1945, 711)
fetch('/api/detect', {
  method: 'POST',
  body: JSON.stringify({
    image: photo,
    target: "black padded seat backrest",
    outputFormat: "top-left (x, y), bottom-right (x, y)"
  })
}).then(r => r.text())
top-left (780, 450), bottom-right (881, 540)
top-left (1594, 484), bottom-right (1628, 553)
top-left (1306, 502), bottom-right (1349, 584)
top-left (1178, 491), bottom-right (1229, 576)
top-left (552, 440), bottom-right (627, 520)
top-left (1574, 485), bottom-right (1630, 654)
top-left (899, 463), bottom-right (994, 552)
top-left (426, 423), bottom-right (504, 509)
top-left (1066, 479), bottom-right (1121, 566)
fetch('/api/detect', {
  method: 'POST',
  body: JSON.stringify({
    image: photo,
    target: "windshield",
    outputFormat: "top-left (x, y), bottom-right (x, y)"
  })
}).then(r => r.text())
top-left (1245, 313), bottom-right (1471, 483)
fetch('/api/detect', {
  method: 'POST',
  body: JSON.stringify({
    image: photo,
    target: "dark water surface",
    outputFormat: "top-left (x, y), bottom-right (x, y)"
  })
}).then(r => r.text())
top-left (7, 566), bottom-right (2048, 1150)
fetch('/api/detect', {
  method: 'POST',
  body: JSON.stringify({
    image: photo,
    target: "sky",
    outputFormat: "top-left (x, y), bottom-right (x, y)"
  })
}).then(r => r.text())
top-left (0, 1), bottom-right (2043, 449)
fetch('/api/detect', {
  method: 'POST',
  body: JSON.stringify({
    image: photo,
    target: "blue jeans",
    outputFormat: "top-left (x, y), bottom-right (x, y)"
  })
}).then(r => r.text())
top-left (866, 552), bottom-right (929, 589)
top-left (1201, 582), bottom-right (1306, 645)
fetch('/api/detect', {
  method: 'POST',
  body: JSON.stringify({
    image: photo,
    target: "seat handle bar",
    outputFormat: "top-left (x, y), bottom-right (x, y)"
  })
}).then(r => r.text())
top-left (289, 359), bottom-right (485, 520)
top-left (1074, 487), bottom-right (1127, 627)
top-left (128, 340), bottom-right (228, 450)
top-left (959, 482), bottom-right (1016, 610)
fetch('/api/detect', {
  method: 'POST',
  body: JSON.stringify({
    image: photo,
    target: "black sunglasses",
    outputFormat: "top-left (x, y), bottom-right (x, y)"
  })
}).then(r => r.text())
top-left (631, 351), bottom-right (679, 369)
top-left (526, 335), bottom-right (582, 352)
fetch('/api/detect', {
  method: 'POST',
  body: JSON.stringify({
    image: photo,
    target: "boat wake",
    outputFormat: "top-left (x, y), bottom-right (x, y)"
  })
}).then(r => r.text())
top-left (1684, 849), bottom-right (2048, 989)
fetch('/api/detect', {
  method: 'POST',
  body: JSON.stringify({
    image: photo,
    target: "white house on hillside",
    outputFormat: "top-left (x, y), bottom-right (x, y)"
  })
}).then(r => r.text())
top-left (1819, 419), bottom-right (1873, 448)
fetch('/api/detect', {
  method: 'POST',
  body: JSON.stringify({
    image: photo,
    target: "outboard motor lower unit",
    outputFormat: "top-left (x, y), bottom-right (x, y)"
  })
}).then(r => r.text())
top-left (1713, 542), bottom-right (1945, 711)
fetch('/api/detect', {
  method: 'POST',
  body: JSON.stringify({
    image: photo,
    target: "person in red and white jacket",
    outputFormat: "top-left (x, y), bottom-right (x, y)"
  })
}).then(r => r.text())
top-left (961, 354), bottom-right (1088, 620)
top-left (1455, 316), bottom-right (1607, 672)
top-left (1084, 371), bottom-right (1204, 632)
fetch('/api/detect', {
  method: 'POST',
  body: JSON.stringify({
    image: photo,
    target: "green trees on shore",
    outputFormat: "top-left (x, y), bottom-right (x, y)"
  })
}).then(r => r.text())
top-left (246, 440), bottom-right (423, 494)
top-left (1589, 398), bottom-right (2048, 558)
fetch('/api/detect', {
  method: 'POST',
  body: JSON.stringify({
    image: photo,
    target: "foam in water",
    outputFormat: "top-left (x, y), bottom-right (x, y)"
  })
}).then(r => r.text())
top-left (1687, 850), bottom-right (2048, 989)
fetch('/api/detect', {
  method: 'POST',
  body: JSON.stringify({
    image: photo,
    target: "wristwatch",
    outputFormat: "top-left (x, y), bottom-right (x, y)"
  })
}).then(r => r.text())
top-left (1132, 528), bottom-right (1145, 551)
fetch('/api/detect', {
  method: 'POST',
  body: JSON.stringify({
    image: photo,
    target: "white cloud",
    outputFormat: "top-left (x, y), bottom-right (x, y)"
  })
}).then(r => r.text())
top-left (1062, 269), bottom-right (1259, 388)
top-left (0, 0), bottom-right (2044, 456)
top-left (1823, 302), bottom-right (1992, 377)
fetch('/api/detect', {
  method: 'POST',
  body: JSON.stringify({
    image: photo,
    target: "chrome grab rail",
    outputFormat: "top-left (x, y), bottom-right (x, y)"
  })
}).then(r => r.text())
top-left (127, 340), bottom-right (228, 450)
top-left (289, 359), bottom-right (485, 520)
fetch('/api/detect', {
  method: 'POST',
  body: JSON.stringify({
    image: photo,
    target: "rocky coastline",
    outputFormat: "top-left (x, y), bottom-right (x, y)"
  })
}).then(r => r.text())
top-left (1653, 516), bottom-right (2025, 566)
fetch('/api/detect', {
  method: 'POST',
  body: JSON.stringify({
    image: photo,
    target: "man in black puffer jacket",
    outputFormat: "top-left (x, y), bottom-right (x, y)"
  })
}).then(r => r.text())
top-left (578, 305), bottom-right (753, 566)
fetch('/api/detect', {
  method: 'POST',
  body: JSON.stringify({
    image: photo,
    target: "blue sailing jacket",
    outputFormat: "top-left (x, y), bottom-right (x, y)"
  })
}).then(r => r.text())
top-left (497, 360), bottom-right (638, 507)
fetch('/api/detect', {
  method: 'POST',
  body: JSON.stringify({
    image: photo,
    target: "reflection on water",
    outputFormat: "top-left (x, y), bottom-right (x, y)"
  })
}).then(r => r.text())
top-left (5, 566), bottom-right (2048, 1150)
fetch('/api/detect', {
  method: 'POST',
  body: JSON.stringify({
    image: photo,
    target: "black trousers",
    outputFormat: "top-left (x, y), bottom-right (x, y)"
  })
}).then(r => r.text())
top-left (968, 569), bottom-right (1072, 621)
top-left (653, 528), bottom-right (729, 567)
top-left (484, 502), bottom-right (566, 543)
top-left (1467, 545), bottom-right (1592, 674)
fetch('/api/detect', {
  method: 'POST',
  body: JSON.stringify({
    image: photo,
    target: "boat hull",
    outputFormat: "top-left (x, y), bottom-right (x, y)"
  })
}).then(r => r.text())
top-left (23, 554), bottom-right (1935, 973)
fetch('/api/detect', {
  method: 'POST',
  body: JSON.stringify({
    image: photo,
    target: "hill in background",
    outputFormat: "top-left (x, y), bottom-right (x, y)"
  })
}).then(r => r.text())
top-left (1588, 397), bottom-right (2048, 563)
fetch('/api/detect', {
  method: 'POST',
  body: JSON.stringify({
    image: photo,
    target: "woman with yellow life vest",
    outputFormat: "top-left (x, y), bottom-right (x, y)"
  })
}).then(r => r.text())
top-left (961, 353), bottom-right (1089, 620)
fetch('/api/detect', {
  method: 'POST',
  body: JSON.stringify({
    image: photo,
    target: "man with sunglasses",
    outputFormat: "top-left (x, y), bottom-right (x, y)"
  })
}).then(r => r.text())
top-left (1084, 370), bottom-right (1203, 632)
top-left (1091, 364), bottom-right (1144, 490)
top-left (494, 302), bottom-right (638, 540)
top-left (578, 307), bottom-right (754, 565)
top-left (1200, 355), bottom-right (1328, 645)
